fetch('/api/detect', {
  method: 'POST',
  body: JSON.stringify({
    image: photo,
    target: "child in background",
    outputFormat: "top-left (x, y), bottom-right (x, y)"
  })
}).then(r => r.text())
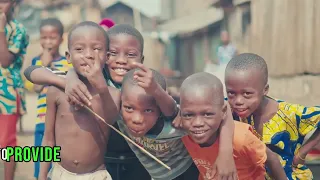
top-left (225, 53), bottom-right (320, 180)
top-left (39, 21), bottom-right (119, 180)
top-left (179, 72), bottom-right (268, 180)
top-left (31, 18), bottom-right (72, 179)
top-left (0, 1), bottom-right (29, 180)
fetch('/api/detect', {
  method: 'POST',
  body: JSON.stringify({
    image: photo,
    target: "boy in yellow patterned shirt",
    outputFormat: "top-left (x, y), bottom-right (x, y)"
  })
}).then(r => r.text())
top-left (29, 18), bottom-right (72, 179)
top-left (225, 53), bottom-right (320, 180)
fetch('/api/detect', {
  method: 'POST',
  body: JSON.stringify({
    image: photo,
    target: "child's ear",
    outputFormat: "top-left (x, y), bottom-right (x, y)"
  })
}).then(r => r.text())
top-left (141, 55), bottom-right (145, 64)
top-left (106, 52), bottom-right (110, 61)
top-left (263, 84), bottom-right (269, 96)
top-left (222, 101), bottom-right (228, 120)
top-left (66, 51), bottom-right (71, 63)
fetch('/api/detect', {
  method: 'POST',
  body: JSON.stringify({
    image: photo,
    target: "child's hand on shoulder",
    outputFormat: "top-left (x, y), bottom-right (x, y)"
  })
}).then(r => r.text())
top-left (82, 50), bottom-right (106, 90)
top-left (0, 11), bottom-right (6, 30)
top-left (130, 62), bottom-right (159, 95)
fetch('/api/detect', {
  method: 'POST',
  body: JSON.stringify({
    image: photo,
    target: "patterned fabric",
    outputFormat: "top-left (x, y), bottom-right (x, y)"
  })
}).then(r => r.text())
top-left (0, 19), bottom-right (29, 115)
top-left (117, 118), bottom-right (193, 180)
top-left (234, 99), bottom-right (320, 180)
top-left (30, 56), bottom-right (72, 124)
top-left (217, 43), bottom-right (236, 65)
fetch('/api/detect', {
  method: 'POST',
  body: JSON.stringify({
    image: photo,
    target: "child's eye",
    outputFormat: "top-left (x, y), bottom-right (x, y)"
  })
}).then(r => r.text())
top-left (227, 91), bottom-right (235, 96)
top-left (75, 47), bottom-right (83, 51)
top-left (243, 92), bottom-right (252, 98)
top-left (204, 113), bottom-right (214, 117)
top-left (124, 106), bottom-right (133, 111)
top-left (128, 53), bottom-right (136, 57)
top-left (110, 51), bottom-right (117, 56)
top-left (94, 47), bottom-right (102, 51)
top-left (182, 113), bottom-right (192, 118)
top-left (144, 109), bottom-right (153, 113)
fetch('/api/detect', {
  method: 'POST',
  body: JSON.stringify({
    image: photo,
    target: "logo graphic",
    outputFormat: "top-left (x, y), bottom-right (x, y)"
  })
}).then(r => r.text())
top-left (0, 145), bottom-right (61, 162)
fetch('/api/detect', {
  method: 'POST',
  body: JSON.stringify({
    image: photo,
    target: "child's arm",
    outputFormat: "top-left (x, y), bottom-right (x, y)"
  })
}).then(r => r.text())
top-left (212, 102), bottom-right (236, 179)
top-left (131, 62), bottom-right (178, 117)
top-left (24, 65), bottom-right (66, 89)
top-left (293, 128), bottom-right (320, 166)
top-left (83, 52), bottom-right (120, 123)
top-left (265, 147), bottom-right (287, 180)
top-left (38, 87), bottom-right (58, 180)
top-left (293, 105), bottom-right (320, 164)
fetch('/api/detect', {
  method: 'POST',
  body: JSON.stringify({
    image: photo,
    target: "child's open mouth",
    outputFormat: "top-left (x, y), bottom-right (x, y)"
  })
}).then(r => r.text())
top-left (190, 130), bottom-right (209, 138)
top-left (112, 67), bottom-right (129, 76)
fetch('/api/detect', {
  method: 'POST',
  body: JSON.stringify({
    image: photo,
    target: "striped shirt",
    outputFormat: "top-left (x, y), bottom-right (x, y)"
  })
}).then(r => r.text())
top-left (31, 56), bottom-right (72, 124)
top-left (117, 118), bottom-right (193, 180)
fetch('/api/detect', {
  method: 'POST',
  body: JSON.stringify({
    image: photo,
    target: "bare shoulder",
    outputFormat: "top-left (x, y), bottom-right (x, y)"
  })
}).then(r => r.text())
top-left (108, 86), bottom-right (121, 105)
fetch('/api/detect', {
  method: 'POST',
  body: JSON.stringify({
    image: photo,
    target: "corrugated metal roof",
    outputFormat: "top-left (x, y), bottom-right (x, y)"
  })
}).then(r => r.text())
top-left (158, 7), bottom-right (223, 35)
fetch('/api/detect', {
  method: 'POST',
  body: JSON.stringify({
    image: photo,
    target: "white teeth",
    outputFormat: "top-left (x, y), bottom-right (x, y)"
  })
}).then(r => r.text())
top-left (114, 68), bottom-right (128, 73)
top-left (193, 131), bottom-right (206, 134)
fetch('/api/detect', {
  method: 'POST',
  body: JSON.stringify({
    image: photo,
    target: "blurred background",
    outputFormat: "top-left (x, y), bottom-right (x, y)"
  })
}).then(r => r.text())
top-left (2, 0), bottom-right (320, 179)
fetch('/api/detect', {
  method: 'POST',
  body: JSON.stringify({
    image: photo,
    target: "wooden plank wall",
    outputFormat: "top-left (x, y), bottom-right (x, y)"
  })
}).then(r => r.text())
top-left (249, 0), bottom-right (320, 77)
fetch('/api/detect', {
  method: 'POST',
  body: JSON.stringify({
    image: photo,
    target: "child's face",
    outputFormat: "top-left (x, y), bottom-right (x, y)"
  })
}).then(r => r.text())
top-left (106, 34), bottom-right (144, 84)
top-left (225, 69), bottom-right (268, 118)
top-left (121, 85), bottom-right (160, 137)
top-left (40, 25), bottom-right (63, 55)
top-left (66, 27), bottom-right (108, 77)
top-left (0, 0), bottom-right (13, 16)
top-left (180, 89), bottom-right (225, 146)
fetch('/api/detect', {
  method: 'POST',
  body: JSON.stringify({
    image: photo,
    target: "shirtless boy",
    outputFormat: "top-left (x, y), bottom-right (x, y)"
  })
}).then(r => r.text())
top-left (39, 21), bottom-right (120, 180)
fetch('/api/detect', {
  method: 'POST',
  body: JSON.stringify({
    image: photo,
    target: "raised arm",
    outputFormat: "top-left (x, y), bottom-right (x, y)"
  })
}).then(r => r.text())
top-left (131, 62), bottom-right (178, 118)
top-left (212, 102), bottom-right (236, 179)
top-left (24, 65), bottom-right (66, 89)
top-left (83, 51), bottom-right (120, 124)
top-left (38, 87), bottom-right (58, 180)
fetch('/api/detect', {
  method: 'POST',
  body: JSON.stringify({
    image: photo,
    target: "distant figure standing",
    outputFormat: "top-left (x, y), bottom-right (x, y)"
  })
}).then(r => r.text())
top-left (209, 31), bottom-right (237, 94)
top-left (99, 18), bottom-right (115, 31)
top-left (217, 31), bottom-right (237, 65)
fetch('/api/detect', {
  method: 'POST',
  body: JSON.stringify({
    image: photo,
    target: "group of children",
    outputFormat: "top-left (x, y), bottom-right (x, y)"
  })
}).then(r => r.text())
top-left (1, 3), bottom-right (319, 179)
top-left (23, 18), bottom-right (320, 180)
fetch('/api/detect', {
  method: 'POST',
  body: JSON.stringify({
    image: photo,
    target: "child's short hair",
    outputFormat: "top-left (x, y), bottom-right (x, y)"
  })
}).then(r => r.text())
top-left (67, 21), bottom-right (109, 50)
top-left (226, 53), bottom-right (268, 84)
top-left (122, 68), bottom-right (166, 92)
top-left (180, 72), bottom-right (224, 105)
top-left (40, 18), bottom-right (64, 37)
top-left (107, 24), bottom-right (144, 53)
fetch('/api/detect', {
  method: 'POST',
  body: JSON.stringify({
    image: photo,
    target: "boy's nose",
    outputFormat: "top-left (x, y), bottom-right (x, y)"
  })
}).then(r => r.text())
top-left (84, 50), bottom-right (94, 59)
top-left (192, 117), bottom-right (204, 127)
top-left (115, 55), bottom-right (128, 64)
top-left (235, 96), bottom-right (244, 105)
top-left (132, 114), bottom-right (143, 125)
